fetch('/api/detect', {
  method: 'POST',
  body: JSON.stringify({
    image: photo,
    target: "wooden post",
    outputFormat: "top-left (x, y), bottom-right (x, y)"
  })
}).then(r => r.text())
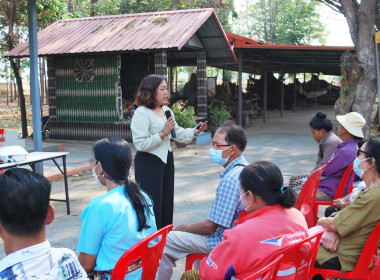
top-left (293, 73), bottom-right (296, 113)
top-left (281, 72), bottom-right (284, 118)
top-left (263, 66), bottom-right (267, 123)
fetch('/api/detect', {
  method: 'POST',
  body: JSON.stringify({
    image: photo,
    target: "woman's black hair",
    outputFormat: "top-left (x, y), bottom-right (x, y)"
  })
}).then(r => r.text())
top-left (239, 161), bottom-right (297, 208)
top-left (93, 136), bottom-right (152, 232)
top-left (364, 136), bottom-right (380, 174)
top-left (309, 112), bottom-right (332, 132)
top-left (134, 75), bottom-right (166, 109)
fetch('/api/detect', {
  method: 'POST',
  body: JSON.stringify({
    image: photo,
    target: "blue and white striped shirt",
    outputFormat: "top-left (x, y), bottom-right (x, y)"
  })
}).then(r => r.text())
top-left (206, 155), bottom-right (247, 249)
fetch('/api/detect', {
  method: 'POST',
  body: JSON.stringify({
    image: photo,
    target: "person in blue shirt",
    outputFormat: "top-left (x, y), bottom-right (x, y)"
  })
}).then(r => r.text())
top-left (157, 122), bottom-right (248, 280)
top-left (77, 136), bottom-right (157, 279)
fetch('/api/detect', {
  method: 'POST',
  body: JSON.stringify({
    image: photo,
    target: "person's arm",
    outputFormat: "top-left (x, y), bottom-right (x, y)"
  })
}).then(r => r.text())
top-left (333, 193), bottom-right (351, 209)
top-left (317, 217), bottom-right (337, 232)
top-left (321, 148), bottom-right (351, 177)
top-left (78, 253), bottom-right (97, 274)
top-left (175, 219), bottom-right (218, 235)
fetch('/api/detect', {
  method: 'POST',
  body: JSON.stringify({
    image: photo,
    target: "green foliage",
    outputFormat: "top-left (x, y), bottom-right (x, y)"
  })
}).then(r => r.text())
top-left (209, 104), bottom-right (231, 127)
top-left (172, 106), bottom-right (196, 129)
top-left (234, 0), bottom-right (328, 45)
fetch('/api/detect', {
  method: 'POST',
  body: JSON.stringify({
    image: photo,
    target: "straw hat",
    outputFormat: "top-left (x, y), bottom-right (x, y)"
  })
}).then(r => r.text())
top-left (336, 112), bottom-right (366, 138)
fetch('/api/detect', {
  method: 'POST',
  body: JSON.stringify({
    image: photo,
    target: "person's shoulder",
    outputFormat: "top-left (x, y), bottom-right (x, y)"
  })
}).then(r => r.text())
top-left (51, 247), bottom-right (88, 279)
top-left (326, 132), bottom-right (342, 144)
top-left (86, 187), bottom-right (126, 211)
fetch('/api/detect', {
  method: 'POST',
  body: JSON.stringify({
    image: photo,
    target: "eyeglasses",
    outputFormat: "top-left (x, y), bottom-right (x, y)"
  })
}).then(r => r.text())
top-left (211, 141), bottom-right (231, 149)
top-left (357, 149), bottom-right (372, 158)
top-left (240, 191), bottom-right (248, 199)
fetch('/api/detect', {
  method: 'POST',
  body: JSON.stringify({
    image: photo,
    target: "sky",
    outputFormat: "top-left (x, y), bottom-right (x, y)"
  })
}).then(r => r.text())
top-left (233, 0), bottom-right (354, 46)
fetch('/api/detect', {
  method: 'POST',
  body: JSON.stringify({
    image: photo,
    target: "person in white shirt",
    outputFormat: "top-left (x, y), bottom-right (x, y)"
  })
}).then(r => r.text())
top-left (131, 74), bottom-right (206, 229)
top-left (0, 168), bottom-right (87, 280)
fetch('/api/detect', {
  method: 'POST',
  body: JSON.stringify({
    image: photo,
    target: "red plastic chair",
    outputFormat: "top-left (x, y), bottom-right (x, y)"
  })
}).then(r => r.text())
top-left (110, 224), bottom-right (173, 280)
top-left (295, 165), bottom-right (324, 227)
top-left (274, 229), bottom-right (326, 280)
top-left (310, 221), bottom-right (380, 280)
top-left (234, 229), bottom-right (326, 280)
top-left (185, 253), bottom-right (208, 271)
top-left (239, 254), bottom-right (284, 280)
top-left (314, 163), bottom-right (354, 220)
top-left (185, 209), bottom-right (249, 271)
top-left (0, 129), bottom-right (4, 147)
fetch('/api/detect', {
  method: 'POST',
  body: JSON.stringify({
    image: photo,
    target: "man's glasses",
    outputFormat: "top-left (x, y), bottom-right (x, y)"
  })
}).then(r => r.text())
top-left (210, 141), bottom-right (231, 149)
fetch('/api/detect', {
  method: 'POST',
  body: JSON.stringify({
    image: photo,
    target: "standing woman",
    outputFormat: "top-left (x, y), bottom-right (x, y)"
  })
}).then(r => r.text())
top-left (131, 74), bottom-right (206, 229)
top-left (77, 136), bottom-right (157, 279)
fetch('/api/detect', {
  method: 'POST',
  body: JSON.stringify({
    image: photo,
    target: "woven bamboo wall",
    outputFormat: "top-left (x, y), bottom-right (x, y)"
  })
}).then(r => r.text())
top-left (54, 54), bottom-right (120, 123)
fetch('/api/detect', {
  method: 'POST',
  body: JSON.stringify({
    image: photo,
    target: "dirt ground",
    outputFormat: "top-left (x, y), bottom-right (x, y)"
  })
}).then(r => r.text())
top-left (0, 104), bottom-right (49, 136)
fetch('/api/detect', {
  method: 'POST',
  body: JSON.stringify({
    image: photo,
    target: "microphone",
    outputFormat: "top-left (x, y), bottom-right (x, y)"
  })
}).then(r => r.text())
top-left (165, 110), bottom-right (176, 138)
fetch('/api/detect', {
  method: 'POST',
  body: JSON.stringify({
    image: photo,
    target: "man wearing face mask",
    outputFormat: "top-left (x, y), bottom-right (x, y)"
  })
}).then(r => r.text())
top-left (158, 122), bottom-right (247, 280)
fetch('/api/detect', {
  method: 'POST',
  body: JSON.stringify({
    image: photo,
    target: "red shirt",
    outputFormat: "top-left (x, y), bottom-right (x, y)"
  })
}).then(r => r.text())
top-left (199, 204), bottom-right (308, 280)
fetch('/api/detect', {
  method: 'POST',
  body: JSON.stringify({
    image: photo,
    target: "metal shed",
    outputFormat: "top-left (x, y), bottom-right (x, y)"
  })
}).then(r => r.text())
top-left (6, 8), bottom-right (236, 142)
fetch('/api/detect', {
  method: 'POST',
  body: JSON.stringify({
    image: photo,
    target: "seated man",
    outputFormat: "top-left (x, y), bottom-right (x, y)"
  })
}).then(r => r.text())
top-left (0, 168), bottom-right (87, 279)
top-left (158, 122), bottom-right (248, 280)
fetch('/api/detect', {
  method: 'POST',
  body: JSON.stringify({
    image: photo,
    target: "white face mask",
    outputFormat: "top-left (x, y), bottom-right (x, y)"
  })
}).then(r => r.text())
top-left (240, 191), bottom-right (252, 212)
top-left (92, 164), bottom-right (103, 186)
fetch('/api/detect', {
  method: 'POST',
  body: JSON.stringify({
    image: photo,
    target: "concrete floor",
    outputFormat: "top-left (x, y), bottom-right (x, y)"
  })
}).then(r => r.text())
top-left (0, 105), bottom-right (335, 279)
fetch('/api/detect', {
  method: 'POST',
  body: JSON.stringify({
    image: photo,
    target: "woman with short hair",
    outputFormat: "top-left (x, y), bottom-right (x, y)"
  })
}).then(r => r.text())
top-left (131, 74), bottom-right (206, 229)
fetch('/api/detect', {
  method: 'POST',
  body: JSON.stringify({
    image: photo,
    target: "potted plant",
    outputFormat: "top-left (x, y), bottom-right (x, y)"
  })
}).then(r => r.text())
top-left (172, 106), bottom-right (196, 148)
top-left (208, 104), bottom-right (231, 135)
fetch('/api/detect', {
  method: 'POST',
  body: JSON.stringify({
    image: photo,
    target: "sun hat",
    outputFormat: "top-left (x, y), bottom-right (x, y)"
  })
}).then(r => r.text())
top-left (336, 112), bottom-right (366, 138)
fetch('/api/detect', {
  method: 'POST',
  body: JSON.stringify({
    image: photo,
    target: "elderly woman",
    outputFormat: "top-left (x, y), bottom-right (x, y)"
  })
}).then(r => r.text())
top-left (182, 161), bottom-right (308, 280)
top-left (77, 136), bottom-right (157, 279)
top-left (131, 75), bottom-right (206, 229)
top-left (313, 136), bottom-right (380, 278)
top-left (316, 112), bottom-right (365, 201)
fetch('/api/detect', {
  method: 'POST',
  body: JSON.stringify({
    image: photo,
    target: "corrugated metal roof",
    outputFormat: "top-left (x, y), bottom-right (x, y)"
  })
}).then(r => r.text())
top-left (7, 8), bottom-right (236, 63)
top-left (224, 32), bottom-right (355, 75)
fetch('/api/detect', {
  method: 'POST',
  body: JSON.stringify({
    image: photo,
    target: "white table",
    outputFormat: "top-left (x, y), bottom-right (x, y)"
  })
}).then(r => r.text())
top-left (0, 152), bottom-right (71, 215)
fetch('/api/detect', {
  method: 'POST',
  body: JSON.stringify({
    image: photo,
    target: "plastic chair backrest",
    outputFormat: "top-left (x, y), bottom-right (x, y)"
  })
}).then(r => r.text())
top-left (314, 163), bottom-right (354, 221)
top-left (240, 254), bottom-right (284, 280)
top-left (185, 209), bottom-right (248, 271)
top-left (311, 221), bottom-right (380, 279)
top-left (110, 224), bottom-right (173, 280)
top-left (295, 165), bottom-right (324, 227)
top-left (275, 229), bottom-right (327, 280)
top-left (0, 129), bottom-right (4, 148)
top-left (333, 162), bottom-right (354, 199)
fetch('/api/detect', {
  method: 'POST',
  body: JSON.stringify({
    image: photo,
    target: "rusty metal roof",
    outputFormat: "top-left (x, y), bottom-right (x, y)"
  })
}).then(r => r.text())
top-left (225, 32), bottom-right (354, 75)
top-left (6, 8), bottom-right (236, 63)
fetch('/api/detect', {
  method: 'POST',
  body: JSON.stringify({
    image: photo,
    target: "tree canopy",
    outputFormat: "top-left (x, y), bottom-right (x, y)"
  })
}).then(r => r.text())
top-left (233, 0), bottom-right (328, 45)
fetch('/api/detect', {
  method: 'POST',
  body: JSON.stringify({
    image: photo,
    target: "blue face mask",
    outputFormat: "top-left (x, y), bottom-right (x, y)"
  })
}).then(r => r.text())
top-left (209, 146), bottom-right (231, 165)
top-left (353, 157), bottom-right (369, 178)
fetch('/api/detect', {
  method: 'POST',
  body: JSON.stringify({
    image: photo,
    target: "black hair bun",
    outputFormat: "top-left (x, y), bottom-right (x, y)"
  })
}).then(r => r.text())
top-left (315, 112), bottom-right (326, 119)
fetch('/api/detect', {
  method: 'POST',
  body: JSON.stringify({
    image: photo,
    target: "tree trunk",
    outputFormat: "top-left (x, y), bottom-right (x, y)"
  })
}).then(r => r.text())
top-left (68, 0), bottom-right (73, 13)
top-left (10, 58), bottom-right (28, 138)
top-left (334, 0), bottom-right (377, 139)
